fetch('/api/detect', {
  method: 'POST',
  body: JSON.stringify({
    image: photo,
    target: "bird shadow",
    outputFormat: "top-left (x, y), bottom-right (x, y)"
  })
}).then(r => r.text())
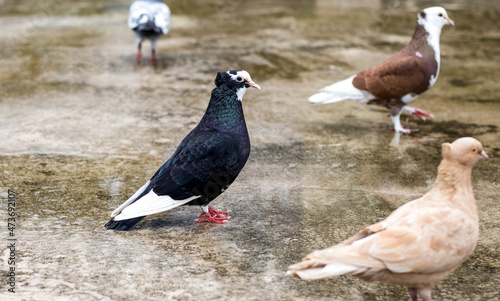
top-left (411, 119), bottom-right (497, 137)
top-left (390, 119), bottom-right (497, 147)
top-left (132, 56), bottom-right (171, 72)
top-left (133, 208), bottom-right (223, 232)
top-left (306, 121), bottom-right (388, 138)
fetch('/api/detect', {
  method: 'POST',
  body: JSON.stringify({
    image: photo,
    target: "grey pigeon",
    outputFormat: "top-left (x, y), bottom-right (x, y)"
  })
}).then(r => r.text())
top-left (128, 0), bottom-right (170, 61)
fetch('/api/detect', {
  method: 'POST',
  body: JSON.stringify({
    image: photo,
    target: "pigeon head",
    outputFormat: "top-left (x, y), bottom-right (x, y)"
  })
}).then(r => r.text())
top-left (442, 137), bottom-right (488, 166)
top-left (214, 70), bottom-right (261, 101)
top-left (418, 7), bottom-right (455, 32)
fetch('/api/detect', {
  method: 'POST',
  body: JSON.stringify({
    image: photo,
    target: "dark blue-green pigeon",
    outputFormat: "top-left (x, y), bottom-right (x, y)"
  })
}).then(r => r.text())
top-left (105, 70), bottom-right (260, 231)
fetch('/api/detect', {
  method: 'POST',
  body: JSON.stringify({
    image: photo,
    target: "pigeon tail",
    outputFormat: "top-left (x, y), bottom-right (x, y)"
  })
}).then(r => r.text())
top-left (128, 1), bottom-right (170, 34)
top-left (308, 75), bottom-right (368, 104)
top-left (153, 12), bottom-right (169, 34)
top-left (105, 216), bottom-right (145, 231)
top-left (289, 261), bottom-right (361, 280)
top-left (110, 181), bottom-right (153, 217)
top-left (136, 21), bottom-right (162, 35)
top-left (111, 189), bottom-right (199, 222)
top-left (105, 180), bottom-right (198, 230)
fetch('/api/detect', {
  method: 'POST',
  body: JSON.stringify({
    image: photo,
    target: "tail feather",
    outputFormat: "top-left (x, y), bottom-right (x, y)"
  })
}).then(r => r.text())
top-left (113, 191), bottom-right (198, 221)
top-left (308, 75), bottom-right (369, 104)
top-left (104, 181), bottom-right (152, 231)
top-left (137, 21), bottom-right (162, 35)
top-left (111, 181), bottom-right (153, 217)
top-left (105, 216), bottom-right (145, 231)
top-left (288, 243), bottom-right (382, 280)
top-left (105, 180), bottom-right (199, 231)
top-left (288, 259), bottom-right (363, 280)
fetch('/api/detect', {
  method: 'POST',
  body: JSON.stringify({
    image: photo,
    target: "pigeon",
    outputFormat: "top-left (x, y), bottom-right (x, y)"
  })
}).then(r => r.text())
top-left (308, 7), bottom-right (454, 133)
top-left (105, 70), bottom-right (261, 231)
top-left (288, 137), bottom-right (488, 301)
top-left (128, 0), bottom-right (171, 61)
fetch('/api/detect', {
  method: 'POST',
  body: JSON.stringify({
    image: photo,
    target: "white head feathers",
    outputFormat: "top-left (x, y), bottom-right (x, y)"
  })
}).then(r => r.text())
top-left (418, 7), bottom-right (454, 34)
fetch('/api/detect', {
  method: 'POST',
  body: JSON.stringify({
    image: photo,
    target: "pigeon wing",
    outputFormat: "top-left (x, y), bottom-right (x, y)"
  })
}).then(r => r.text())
top-left (128, 1), bottom-right (148, 29)
top-left (368, 207), bottom-right (477, 274)
top-left (151, 131), bottom-right (246, 200)
top-left (128, 1), bottom-right (170, 34)
top-left (292, 206), bottom-right (476, 278)
top-left (353, 54), bottom-right (428, 100)
top-left (153, 3), bottom-right (170, 34)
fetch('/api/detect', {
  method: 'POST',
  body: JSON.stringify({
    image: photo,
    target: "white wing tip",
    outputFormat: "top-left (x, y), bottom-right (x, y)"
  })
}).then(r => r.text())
top-left (290, 263), bottom-right (360, 280)
top-left (113, 190), bottom-right (198, 221)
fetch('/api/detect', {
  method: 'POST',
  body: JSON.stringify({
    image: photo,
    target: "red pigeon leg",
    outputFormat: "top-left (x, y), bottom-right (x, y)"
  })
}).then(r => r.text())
top-left (196, 206), bottom-right (230, 224)
top-left (207, 206), bottom-right (229, 217)
top-left (408, 288), bottom-right (419, 301)
top-left (135, 42), bottom-right (142, 61)
top-left (149, 49), bottom-right (160, 62)
top-left (390, 112), bottom-right (419, 133)
top-left (149, 55), bottom-right (160, 62)
top-left (405, 107), bottom-right (435, 121)
top-left (135, 51), bottom-right (142, 61)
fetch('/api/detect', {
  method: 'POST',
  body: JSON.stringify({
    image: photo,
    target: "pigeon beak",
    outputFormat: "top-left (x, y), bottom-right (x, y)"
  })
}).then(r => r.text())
top-left (480, 150), bottom-right (488, 159)
top-left (247, 80), bottom-right (261, 90)
top-left (446, 17), bottom-right (455, 26)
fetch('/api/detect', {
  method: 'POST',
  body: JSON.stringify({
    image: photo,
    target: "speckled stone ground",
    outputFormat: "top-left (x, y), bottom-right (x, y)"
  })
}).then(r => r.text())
top-left (0, 1), bottom-right (499, 300)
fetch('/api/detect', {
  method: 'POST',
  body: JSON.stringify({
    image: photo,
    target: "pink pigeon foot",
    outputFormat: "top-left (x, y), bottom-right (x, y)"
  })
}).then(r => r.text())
top-left (408, 288), bottom-right (419, 301)
top-left (135, 51), bottom-right (142, 61)
top-left (390, 126), bottom-right (419, 134)
top-left (196, 206), bottom-right (230, 224)
top-left (406, 108), bottom-right (435, 122)
top-left (149, 55), bottom-right (160, 62)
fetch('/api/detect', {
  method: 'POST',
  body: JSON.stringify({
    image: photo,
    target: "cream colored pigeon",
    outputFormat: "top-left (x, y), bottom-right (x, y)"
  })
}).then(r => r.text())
top-left (288, 137), bottom-right (488, 301)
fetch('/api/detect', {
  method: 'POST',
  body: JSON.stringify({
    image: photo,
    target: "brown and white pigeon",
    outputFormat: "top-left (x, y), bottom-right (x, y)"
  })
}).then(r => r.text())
top-left (308, 7), bottom-right (454, 133)
top-left (288, 137), bottom-right (488, 301)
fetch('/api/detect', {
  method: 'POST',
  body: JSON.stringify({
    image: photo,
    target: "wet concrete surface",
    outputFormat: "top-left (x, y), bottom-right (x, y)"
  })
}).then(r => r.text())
top-left (0, 0), bottom-right (499, 300)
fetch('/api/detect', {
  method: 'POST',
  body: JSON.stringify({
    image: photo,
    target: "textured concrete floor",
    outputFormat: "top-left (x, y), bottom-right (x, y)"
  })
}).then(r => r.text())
top-left (0, 0), bottom-right (499, 300)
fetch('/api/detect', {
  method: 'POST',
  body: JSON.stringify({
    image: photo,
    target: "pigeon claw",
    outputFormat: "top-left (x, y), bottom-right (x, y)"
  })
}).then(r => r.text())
top-left (195, 214), bottom-right (229, 224)
top-left (149, 55), bottom-right (160, 62)
top-left (196, 206), bottom-right (230, 224)
top-left (406, 109), bottom-right (434, 122)
top-left (135, 51), bottom-right (142, 61)
top-left (390, 126), bottom-right (419, 134)
top-left (402, 127), bottom-right (419, 134)
top-left (408, 288), bottom-right (419, 301)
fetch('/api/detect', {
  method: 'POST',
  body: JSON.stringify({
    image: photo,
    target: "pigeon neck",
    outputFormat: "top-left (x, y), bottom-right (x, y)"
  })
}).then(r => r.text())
top-left (200, 87), bottom-right (247, 132)
top-left (416, 21), bottom-right (442, 63)
top-left (418, 19), bottom-right (443, 39)
top-left (408, 23), bottom-right (440, 87)
top-left (409, 24), bottom-right (440, 53)
top-left (433, 159), bottom-right (475, 203)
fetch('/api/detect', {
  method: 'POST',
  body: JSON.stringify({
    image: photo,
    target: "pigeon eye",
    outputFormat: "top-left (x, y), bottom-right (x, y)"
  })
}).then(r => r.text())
top-left (471, 148), bottom-right (476, 153)
top-left (236, 76), bottom-right (243, 82)
top-left (438, 13), bottom-right (443, 17)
